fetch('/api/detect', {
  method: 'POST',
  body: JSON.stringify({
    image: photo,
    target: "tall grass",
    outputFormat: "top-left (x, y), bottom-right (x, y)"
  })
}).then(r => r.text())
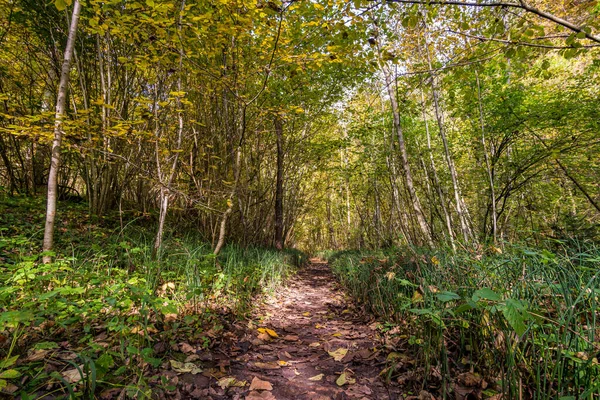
top-left (328, 241), bottom-right (600, 399)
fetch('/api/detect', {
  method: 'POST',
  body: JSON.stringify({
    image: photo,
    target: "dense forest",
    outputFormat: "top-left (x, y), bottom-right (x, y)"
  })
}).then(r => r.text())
top-left (0, 0), bottom-right (599, 398)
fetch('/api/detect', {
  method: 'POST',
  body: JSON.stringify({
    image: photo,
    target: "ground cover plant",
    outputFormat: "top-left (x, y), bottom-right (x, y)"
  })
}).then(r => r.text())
top-left (0, 196), bottom-right (303, 397)
top-left (327, 242), bottom-right (600, 399)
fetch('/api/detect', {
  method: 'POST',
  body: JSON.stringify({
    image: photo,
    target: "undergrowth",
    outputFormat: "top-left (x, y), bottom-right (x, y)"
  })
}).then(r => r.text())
top-left (326, 242), bottom-right (600, 399)
top-left (0, 196), bottom-right (304, 397)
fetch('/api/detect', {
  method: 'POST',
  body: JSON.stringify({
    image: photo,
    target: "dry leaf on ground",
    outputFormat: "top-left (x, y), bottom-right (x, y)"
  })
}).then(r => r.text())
top-left (257, 328), bottom-right (278, 338)
top-left (61, 367), bottom-right (86, 384)
top-left (328, 348), bottom-right (348, 361)
top-left (336, 371), bottom-right (356, 386)
top-left (249, 376), bottom-right (273, 391)
top-left (246, 391), bottom-right (276, 400)
top-left (169, 360), bottom-right (202, 374)
top-left (217, 376), bottom-right (246, 389)
top-left (308, 373), bottom-right (324, 381)
top-left (254, 361), bottom-right (280, 370)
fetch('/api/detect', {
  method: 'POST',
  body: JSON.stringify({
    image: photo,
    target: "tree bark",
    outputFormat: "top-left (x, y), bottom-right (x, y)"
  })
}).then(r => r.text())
top-left (274, 116), bottom-right (284, 249)
top-left (378, 57), bottom-right (433, 246)
top-left (43, 0), bottom-right (81, 264)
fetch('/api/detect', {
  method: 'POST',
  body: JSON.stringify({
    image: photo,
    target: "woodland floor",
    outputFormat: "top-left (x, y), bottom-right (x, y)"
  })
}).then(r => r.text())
top-left (157, 260), bottom-right (406, 400)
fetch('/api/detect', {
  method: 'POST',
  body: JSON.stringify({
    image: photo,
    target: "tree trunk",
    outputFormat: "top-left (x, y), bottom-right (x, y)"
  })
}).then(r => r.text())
top-left (422, 25), bottom-right (472, 244)
top-left (153, 0), bottom-right (186, 259)
top-left (475, 72), bottom-right (497, 243)
top-left (379, 61), bottom-right (433, 246)
top-left (43, 0), bottom-right (81, 264)
top-left (274, 116), bottom-right (284, 249)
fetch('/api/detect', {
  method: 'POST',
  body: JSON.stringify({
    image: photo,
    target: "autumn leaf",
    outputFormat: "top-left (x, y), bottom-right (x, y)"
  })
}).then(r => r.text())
top-left (254, 361), bottom-right (280, 370)
top-left (249, 376), bottom-right (273, 391)
top-left (336, 371), bottom-right (355, 386)
top-left (169, 360), bottom-right (202, 374)
top-left (308, 373), bottom-right (324, 381)
top-left (257, 328), bottom-right (278, 338)
top-left (61, 366), bottom-right (85, 384)
top-left (217, 376), bottom-right (246, 389)
top-left (328, 348), bottom-right (348, 361)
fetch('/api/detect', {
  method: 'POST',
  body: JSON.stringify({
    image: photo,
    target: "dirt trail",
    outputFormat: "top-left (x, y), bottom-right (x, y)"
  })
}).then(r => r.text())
top-left (184, 260), bottom-right (404, 400)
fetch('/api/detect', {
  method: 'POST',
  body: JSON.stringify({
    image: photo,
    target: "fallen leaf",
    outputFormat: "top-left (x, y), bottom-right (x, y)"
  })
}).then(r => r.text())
top-left (217, 376), bottom-right (246, 389)
top-left (336, 371), bottom-right (355, 386)
top-left (346, 384), bottom-right (372, 397)
top-left (169, 360), bottom-right (202, 374)
top-left (61, 366), bottom-right (86, 384)
top-left (179, 342), bottom-right (195, 354)
top-left (26, 349), bottom-right (50, 362)
top-left (249, 377), bottom-right (273, 391)
top-left (308, 342), bottom-right (321, 347)
top-left (332, 333), bottom-right (342, 337)
top-left (315, 324), bottom-right (324, 329)
top-left (308, 374), bottom-right (324, 381)
top-left (328, 348), bottom-right (348, 362)
top-left (257, 328), bottom-right (278, 338)
top-left (254, 361), bottom-right (280, 370)
top-left (278, 360), bottom-right (290, 366)
top-left (302, 312), bottom-right (311, 317)
top-left (283, 335), bottom-right (299, 341)
top-left (164, 313), bottom-right (178, 323)
top-left (0, 381), bottom-right (18, 395)
top-left (246, 391), bottom-right (276, 400)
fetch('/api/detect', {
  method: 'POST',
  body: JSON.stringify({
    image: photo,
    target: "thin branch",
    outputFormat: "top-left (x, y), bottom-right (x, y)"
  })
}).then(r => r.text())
top-left (447, 29), bottom-right (600, 49)
top-left (383, 0), bottom-right (600, 44)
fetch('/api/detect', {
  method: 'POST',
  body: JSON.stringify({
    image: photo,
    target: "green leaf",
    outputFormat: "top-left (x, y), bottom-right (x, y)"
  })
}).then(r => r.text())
top-left (503, 299), bottom-right (527, 336)
top-left (54, 0), bottom-right (72, 11)
top-left (472, 288), bottom-right (500, 302)
top-left (436, 291), bottom-right (460, 302)
top-left (0, 369), bottom-right (21, 379)
top-left (0, 355), bottom-right (19, 369)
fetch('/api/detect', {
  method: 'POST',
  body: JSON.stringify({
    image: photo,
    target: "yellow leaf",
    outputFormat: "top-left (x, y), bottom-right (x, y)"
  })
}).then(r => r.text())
top-left (257, 328), bottom-right (278, 338)
top-left (328, 348), bottom-right (348, 362)
top-left (170, 360), bottom-right (202, 375)
top-left (308, 373), bottom-right (324, 381)
top-left (302, 312), bottom-right (310, 317)
top-left (217, 377), bottom-right (246, 389)
top-left (336, 371), bottom-right (355, 386)
top-left (412, 290), bottom-right (423, 303)
top-left (332, 332), bottom-right (342, 337)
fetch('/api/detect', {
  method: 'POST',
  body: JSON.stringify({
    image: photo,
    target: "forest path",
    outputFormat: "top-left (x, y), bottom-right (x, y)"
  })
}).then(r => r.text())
top-left (194, 260), bottom-right (404, 400)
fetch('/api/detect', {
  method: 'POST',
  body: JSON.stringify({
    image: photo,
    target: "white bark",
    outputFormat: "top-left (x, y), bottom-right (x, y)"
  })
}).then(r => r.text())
top-left (43, 0), bottom-right (82, 264)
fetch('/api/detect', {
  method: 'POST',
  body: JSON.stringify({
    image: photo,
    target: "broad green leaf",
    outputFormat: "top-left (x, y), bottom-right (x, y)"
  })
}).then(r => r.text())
top-left (503, 299), bottom-right (527, 336)
top-left (0, 369), bottom-right (20, 379)
top-left (472, 288), bottom-right (500, 302)
top-left (436, 291), bottom-right (460, 302)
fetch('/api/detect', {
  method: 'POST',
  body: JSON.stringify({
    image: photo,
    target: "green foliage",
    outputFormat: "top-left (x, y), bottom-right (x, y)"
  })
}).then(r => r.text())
top-left (327, 242), bottom-right (600, 398)
top-left (0, 197), bottom-right (303, 396)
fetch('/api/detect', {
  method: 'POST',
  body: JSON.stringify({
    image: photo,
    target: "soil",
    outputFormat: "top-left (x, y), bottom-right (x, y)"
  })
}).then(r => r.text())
top-left (155, 260), bottom-right (407, 400)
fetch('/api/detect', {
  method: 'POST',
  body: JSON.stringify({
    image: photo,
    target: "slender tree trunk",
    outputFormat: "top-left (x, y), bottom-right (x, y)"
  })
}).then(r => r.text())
top-left (420, 89), bottom-right (455, 249)
top-left (274, 116), bottom-right (284, 249)
top-left (475, 72), bottom-right (497, 243)
top-left (379, 62), bottom-right (433, 246)
top-left (43, 0), bottom-right (81, 264)
top-left (153, 0), bottom-right (186, 259)
top-left (422, 27), bottom-right (472, 244)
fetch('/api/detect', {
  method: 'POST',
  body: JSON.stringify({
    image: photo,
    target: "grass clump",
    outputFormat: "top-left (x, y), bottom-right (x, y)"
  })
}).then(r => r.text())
top-left (327, 242), bottom-right (600, 399)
